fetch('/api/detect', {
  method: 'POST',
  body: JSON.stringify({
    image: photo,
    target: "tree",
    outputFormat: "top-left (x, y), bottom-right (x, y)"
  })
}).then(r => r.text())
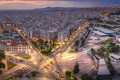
top-left (107, 47), bottom-right (113, 53)
top-left (50, 41), bottom-right (52, 45)
top-left (73, 62), bottom-right (79, 74)
top-left (109, 34), bottom-right (113, 37)
top-left (3, 30), bottom-right (9, 33)
top-left (32, 72), bottom-right (36, 77)
top-left (107, 57), bottom-right (115, 76)
top-left (40, 46), bottom-right (43, 50)
top-left (81, 74), bottom-right (94, 80)
top-left (0, 70), bottom-right (2, 74)
top-left (74, 48), bottom-right (78, 52)
top-left (53, 39), bottom-right (55, 46)
top-left (115, 45), bottom-right (119, 52)
top-left (9, 77), bottom-right (13, 80)
top-left (91, 48), bottom-right (96, 55)
top-left (45, 41), bottom-right (48, 45)
top-left (104, 53), bottom-right (107, 58)
top-left (74, 40), bottom-right (79, 46)
top-left (26, 74), bottom-right (30, 78)
top-left (39, 39), bottom-right (44, 44)
top-left (65, 71), bottom-right (71, 76)
top-left (100, 46), bottom-right (106, 52)
top-left (74, 76), bottom-right (78, 80)
top-left (0, 52), bottom-right (5, 61)
top-left (0, 62), bottom-right (5, 68)
top-left (19, 74), bottom-right (23, 78)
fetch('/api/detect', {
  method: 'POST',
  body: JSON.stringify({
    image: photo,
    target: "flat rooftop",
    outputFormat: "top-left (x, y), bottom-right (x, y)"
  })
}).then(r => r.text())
top-left (98, 59), bottom-right (110, 75)
top-left (94, 27), bottom-right (116, 33)
top-left (109, 53), bottom-right (120, 59)
top-left (93, 31), bottom-right (107, 36)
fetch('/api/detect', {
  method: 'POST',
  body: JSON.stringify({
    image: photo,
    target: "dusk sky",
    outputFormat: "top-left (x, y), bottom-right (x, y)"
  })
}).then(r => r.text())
top-left (0, 0), bottom-right (120, 10)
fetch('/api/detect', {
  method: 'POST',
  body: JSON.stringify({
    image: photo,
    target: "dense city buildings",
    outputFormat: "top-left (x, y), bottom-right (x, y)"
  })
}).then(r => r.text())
top-left (0, 6), bottom-right (120, 80)
top-left (0, 7), bottom-right (119, 42)
top-left (2, 21), bottom-right (14, 31)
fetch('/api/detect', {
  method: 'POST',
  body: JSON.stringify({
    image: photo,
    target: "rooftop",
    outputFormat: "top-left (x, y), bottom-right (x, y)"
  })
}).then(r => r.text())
top-left (94, 27), bottom-right (116, 33)
top-left (93, 30), bottom-right (107, 36)
top-left (0, 39), bottom-right (28, 46)
top-left (109, 53), bottom-right (120, 59)
top-left (98, 59), bottom-right (110, 75)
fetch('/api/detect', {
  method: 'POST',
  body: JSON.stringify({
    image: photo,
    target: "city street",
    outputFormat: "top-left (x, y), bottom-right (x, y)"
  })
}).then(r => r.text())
top-left (0, 22), bottom-right (89, 80)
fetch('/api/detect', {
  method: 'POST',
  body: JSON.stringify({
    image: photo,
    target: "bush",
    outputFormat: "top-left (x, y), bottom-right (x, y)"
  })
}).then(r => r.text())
top-left (9, 77), bottom-right (13, 80)
top-left (68, 50), bottom-right (74, 54)
top-left (26, 74), bottom-right (30, 78)
top-left (70, 76), bottom-right (78, 80)
top-left (65, 71), bottom-right (71, 76)
top-left (19, 74), bottom-right (23, 78)
top-left (32, 72), bottom-right (36, 77)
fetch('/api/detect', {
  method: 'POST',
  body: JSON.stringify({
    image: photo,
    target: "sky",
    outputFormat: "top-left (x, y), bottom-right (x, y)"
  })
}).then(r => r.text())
top-left (0, 0), bottom-right (120, 10)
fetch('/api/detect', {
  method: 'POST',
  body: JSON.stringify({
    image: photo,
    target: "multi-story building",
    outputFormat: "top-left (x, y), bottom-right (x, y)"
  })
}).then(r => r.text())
top-left (0, 39), bottom-right (30, 54)
top-left (58, 30), bottom-right (68, 41)
top-left (2, 21), bottom-right (14, 31)
top-left (33, 30), bottom-right (57, 41)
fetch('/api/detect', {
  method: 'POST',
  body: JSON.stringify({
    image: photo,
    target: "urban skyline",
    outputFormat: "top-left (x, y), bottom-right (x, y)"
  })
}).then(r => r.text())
top-left (0, 0), bottom-right (120, 80)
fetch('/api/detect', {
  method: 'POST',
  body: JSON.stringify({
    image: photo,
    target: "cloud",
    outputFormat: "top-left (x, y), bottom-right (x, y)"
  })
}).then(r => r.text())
top-left (0, 0), bottom-right (57, 5)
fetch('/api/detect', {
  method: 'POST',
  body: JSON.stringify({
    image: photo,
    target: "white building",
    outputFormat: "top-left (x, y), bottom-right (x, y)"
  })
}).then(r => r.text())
top-left (97, 59), bottom-right (111, 80)
top-left (58, 30), bottom-right (68, 41)
top-left (0, 39), bottom-right (30, 54)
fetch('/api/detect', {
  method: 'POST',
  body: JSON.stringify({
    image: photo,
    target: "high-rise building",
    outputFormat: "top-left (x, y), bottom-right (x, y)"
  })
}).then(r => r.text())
top-left (2, 21), bottom-right (14, 31)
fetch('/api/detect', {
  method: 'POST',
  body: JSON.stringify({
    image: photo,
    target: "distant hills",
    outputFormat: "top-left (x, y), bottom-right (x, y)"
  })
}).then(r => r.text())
top-left (33, 7), bottom-right (80, 10)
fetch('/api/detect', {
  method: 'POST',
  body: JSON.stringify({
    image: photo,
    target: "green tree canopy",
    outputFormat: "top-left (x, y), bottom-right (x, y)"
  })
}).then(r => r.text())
top-left (91, 48), bottom-right (96, 54)
top-left (32, 72), bottom-right (36, 77)
top-left (39, 39), bottom-right (44, 44)
top-left (19, 74), bottom-right (23, 78)
top-left (45, 41), bottom-right (48, 45)
top-left (0, 70), bottom-right (2, 74)
top-left (74, 40), bottom-right (79, 46)
top-left (0, 52), bottom-right (5, 61)
top-left (65, 71), bottom-right (71, 76)
top-left (0, 62), bottom-right (5, 68)
top-left (73, 62), bottom-right (79, 74)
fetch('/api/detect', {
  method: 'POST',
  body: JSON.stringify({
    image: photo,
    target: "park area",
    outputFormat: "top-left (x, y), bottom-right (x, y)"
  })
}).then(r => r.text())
top-left (7, 61), bottom-right (17, 70)
top-left (101, 39), bottom-right (113, 45)
top-left (31, 39), bottom-right (59, 55)
top-left (14, 54), bottom-right (31, 60)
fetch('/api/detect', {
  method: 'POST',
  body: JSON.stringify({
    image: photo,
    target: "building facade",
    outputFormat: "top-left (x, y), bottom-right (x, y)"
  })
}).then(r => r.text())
top-left (0, 39), bottom-right (30, 54)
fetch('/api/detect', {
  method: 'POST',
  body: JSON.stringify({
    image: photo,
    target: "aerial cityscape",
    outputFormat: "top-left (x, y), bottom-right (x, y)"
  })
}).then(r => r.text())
top-left (0, 0), bottom-right (120, 80)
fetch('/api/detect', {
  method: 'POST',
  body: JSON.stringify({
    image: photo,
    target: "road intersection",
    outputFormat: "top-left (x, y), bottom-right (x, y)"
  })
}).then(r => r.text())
top-left (0, 22), bottom-right (88, 80)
